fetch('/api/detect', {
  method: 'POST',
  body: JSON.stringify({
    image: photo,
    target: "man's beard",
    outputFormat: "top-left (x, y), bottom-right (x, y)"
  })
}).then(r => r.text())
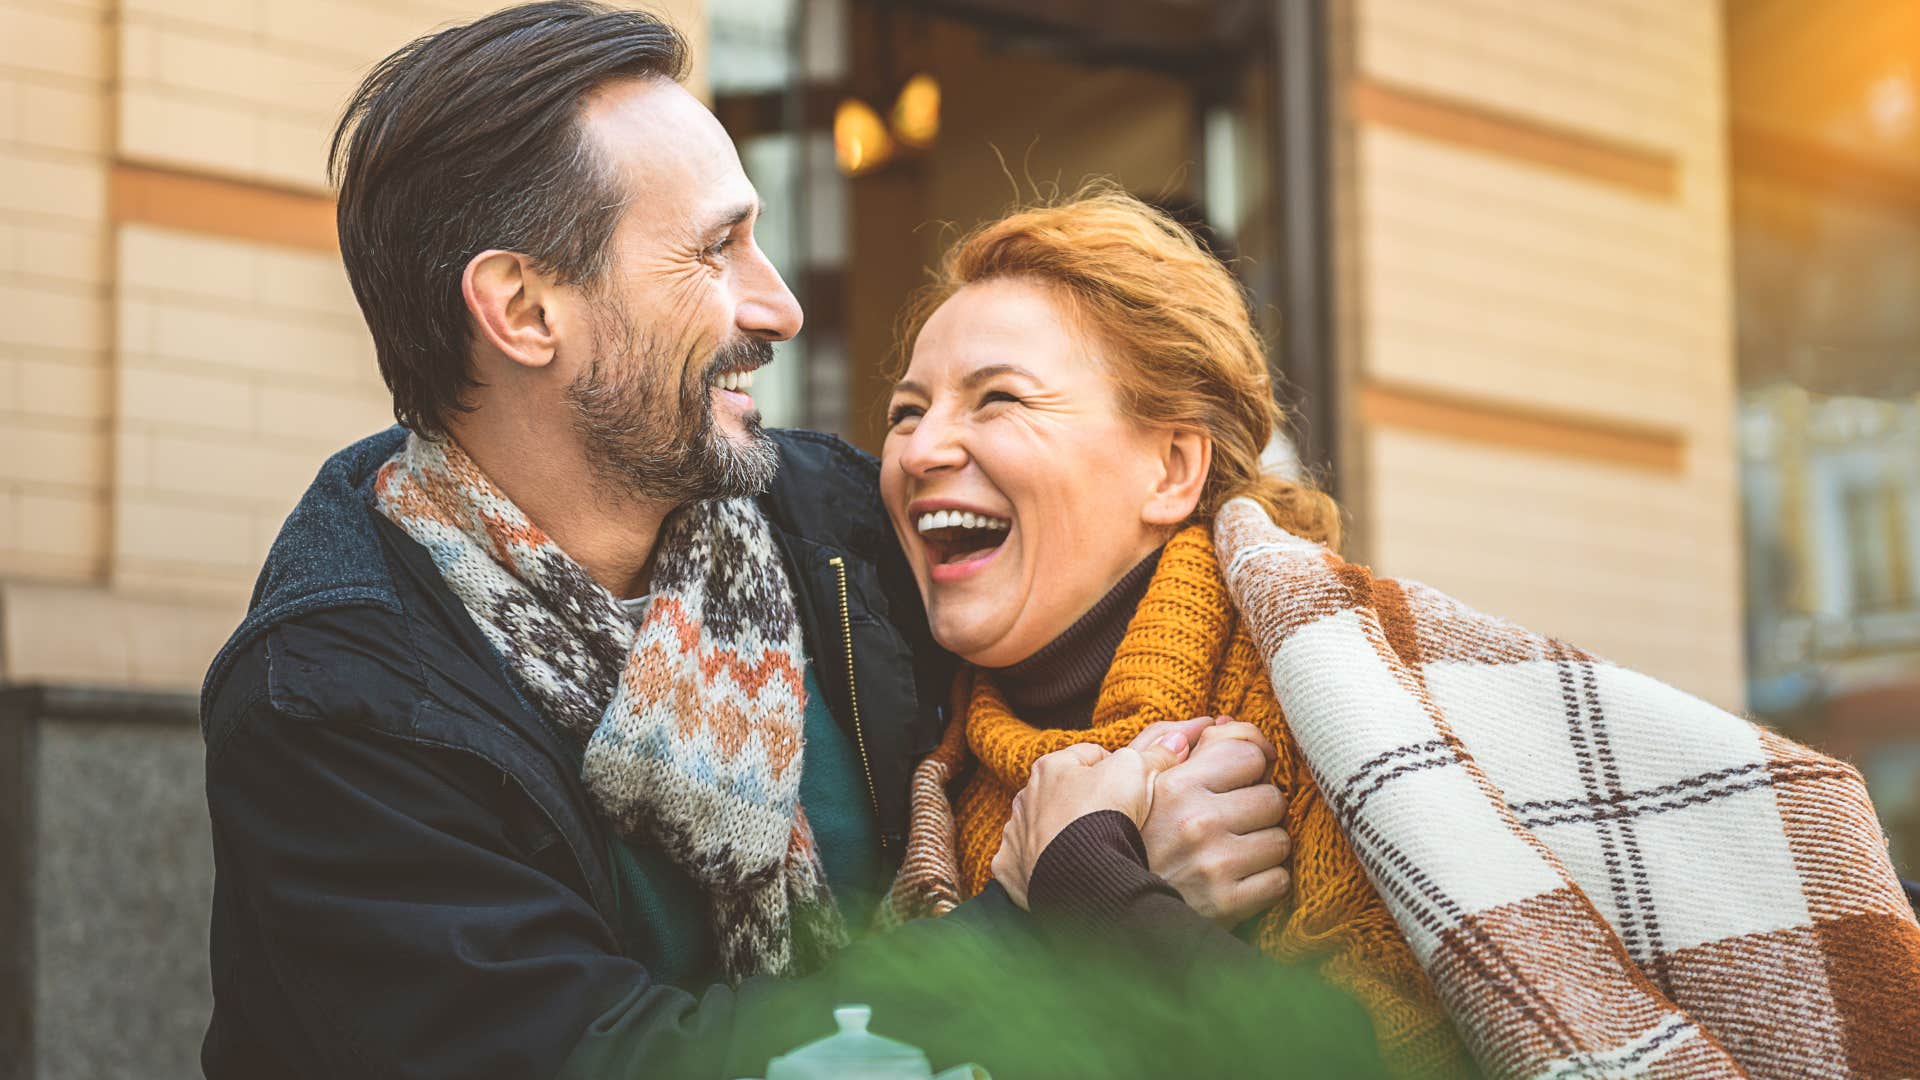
top-left (566, 300), bottom-right (779, 504)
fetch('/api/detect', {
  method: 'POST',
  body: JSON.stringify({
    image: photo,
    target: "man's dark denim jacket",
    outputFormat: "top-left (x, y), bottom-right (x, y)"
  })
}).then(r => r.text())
top-left (198, 426), bottom-right (989, 1077)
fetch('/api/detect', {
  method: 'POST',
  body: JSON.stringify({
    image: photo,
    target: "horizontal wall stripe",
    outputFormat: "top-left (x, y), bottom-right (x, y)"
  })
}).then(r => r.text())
top-left (1350, 79), bottom-right (1680, 200)
top-left (1360, 381), bottom-right (1687, 473)
top-left (109, 163), bottom-right (337, 252)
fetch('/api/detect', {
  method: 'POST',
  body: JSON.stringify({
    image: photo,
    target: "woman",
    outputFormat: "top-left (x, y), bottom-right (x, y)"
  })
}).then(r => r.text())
top-left (877, 188), bottom-right (1473, 1077)
top-left (876, 188), bottom-right (1920, 1079)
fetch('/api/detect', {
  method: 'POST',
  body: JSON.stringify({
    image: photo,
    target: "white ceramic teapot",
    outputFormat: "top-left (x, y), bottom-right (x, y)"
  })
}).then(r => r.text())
top-left (756, 1005), bottom-right (988, 1080)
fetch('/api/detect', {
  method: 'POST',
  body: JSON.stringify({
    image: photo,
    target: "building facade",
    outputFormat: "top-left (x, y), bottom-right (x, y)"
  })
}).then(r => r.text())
top-left (1, 0), bottom-right (1912, 1075)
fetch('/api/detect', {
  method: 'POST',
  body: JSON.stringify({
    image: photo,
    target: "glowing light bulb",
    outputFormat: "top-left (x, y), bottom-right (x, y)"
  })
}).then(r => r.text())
top-left (890, 73), bottom-right (941, 149)
top-left (835, 98), bottom-right (894, 176)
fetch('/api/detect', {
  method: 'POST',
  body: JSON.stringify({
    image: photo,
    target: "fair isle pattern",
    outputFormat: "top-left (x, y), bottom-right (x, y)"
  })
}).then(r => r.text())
top-left (373, 433), bottom-right (844, 982)
top-left (1213, 497), bottom-right (1920, 1079)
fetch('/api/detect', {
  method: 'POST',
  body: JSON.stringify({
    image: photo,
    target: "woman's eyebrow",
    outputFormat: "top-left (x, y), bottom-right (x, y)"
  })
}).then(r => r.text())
top-left (892, 364), bottom-right (1040, 399)
top-left (959, 363), bottom-right (1039, 389)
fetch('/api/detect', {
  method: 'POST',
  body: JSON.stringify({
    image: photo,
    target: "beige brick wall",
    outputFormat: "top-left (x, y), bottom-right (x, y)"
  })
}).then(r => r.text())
top-left (1344, 0), bottom-right (1745, 707)
top-left (112, 224), bottom-right (389, 599)
top-left (118, 0), bottom-right (485, 192)
top-left (1, 0), bottom-right (712, 689)
top-left (0, 0), bottom-right (113, 584)
top-left (118, 0), bottom-right (709, 191)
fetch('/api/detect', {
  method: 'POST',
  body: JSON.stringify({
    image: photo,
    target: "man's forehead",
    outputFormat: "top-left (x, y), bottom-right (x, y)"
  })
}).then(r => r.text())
top-left (582, 78), bottom-right (754, 226)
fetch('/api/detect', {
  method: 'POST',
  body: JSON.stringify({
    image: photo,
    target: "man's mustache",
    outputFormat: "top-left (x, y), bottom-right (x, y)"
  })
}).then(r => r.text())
top-left (702, 337), bottom-right (774, 383)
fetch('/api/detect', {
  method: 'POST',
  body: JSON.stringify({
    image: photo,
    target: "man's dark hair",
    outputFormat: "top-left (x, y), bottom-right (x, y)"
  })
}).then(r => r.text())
top-left (329, 1), bottom-right (688, 437)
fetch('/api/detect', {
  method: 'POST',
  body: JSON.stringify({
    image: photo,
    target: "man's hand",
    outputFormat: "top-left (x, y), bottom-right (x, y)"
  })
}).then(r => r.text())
top-left (1139, 718), bottom-right (1292, 925)
top-left (991, 732), bottom-right (1192, 908)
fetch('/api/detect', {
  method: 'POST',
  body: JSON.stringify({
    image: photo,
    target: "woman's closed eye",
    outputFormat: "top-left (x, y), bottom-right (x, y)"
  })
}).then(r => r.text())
top-left (889, 390), bottom-right (1020, 429)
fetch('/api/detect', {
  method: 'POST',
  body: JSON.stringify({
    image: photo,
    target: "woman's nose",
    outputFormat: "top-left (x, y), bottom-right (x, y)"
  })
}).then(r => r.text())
top-left (897, 413), bottom-right (967, 476)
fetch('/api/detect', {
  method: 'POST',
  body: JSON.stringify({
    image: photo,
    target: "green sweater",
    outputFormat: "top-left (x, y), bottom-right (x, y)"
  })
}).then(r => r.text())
top-left (601, 663), bottom-right (882, 987)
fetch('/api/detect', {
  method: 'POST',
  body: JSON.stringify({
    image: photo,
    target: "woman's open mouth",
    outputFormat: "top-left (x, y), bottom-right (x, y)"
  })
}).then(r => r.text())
top-left (915, 509), bottom-right (1011, 581)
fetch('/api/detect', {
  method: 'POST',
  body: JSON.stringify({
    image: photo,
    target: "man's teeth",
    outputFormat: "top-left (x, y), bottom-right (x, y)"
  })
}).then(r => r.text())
top-left (715, 369), bottom-right (756, 392)
top-left (914, 510), bottom-right (1012, 534)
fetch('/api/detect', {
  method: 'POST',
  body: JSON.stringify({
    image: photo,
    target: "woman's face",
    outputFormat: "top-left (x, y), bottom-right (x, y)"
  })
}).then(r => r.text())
top-left (880, 278), bottom-right (1180, 668)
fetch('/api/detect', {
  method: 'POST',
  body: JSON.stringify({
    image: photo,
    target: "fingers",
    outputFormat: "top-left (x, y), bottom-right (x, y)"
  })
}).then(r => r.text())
top-left (1233, 825), bottom-right (1292, 870)
top-left (1213, 783), bottom-right (1289, 835)
top-left (1036, 743), bottom-right (1110, 774)
top-left (1128, 715), bottom-right (1218, 755)
top-left (1176, 735), bottom-right (1272, 794)
top-left (1129, 733), bottom-right (1190, 778)
top-left (1221, 864), bottom-right (1293, 922)
top-left (1193, 720), bottom-right (1277, 763)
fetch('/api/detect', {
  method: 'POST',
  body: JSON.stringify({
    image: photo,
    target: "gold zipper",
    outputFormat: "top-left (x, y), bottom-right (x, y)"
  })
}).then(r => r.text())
top-left (828, 556), bottom-right (884, 847)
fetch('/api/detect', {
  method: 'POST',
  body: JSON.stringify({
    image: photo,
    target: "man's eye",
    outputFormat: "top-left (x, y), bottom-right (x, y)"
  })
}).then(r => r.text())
top-left (702, 235), bottom-right (733, 259)
top-left (887, 404), bottom-right (923, 427)
top-left (981, 390), bottom-right (1020, 407)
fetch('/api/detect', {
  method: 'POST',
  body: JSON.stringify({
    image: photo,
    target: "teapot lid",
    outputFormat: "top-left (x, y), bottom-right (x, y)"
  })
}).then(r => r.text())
top-left (767, 1005), bottom-right (930, 1078)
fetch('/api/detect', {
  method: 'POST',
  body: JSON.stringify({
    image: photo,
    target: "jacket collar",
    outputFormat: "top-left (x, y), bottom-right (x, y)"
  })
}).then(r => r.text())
top-left (202, 426), bottom-right (408, 721)
top-left (203, 426), bottom-right (901, 721)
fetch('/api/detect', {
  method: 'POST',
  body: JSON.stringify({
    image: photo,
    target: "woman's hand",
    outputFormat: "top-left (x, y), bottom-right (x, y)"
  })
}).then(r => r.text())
top-left (991, 731), bottom-right (1193, 908)
top-left (1139, 719), bottom-right (1293, 926)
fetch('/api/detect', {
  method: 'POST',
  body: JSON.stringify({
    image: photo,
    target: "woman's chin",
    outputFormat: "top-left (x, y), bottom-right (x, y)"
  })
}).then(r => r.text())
top-left (928, 610), bottom-right (1015, 668)
top-left (933, 623), bottom-right (1050, 670)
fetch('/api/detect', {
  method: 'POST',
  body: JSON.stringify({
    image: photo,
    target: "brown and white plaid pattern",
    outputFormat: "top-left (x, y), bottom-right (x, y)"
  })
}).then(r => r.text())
top-left (1215, 498), bottom-right (1920, 1079)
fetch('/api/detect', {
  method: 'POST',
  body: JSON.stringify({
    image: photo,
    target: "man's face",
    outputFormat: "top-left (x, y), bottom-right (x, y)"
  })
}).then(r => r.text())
top-left (562, 78), bottom-right (802, 503)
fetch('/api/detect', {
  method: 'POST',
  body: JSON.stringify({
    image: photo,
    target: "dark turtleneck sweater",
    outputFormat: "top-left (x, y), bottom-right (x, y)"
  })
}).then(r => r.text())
top-left (989, 547), bottom-right (1163, 730)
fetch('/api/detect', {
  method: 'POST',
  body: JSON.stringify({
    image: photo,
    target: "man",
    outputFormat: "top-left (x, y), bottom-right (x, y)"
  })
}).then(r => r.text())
top-left (200, 5), bottom-right (1357, 1077)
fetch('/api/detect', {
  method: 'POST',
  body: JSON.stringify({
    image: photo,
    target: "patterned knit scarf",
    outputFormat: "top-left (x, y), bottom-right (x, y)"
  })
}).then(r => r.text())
top-left (374, 433), bottom-right (844, 982)
top-left (885, 525), bottom-right (1473, 1078)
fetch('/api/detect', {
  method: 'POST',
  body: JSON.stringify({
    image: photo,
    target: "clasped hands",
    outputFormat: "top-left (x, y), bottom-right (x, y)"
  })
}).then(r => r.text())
top-left (991, 716), bottom-right (1292, 925)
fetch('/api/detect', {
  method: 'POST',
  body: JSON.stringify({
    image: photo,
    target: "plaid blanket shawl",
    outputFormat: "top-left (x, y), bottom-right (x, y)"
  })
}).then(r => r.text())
top-left (1214, 498), bottom-right (1920, 1079)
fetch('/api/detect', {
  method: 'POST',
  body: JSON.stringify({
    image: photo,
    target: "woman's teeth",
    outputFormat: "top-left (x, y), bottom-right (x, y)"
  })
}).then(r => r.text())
top-left (715, 369), bottom-right (756, 392)
top-left (914, 510), bottom-right (1011, 534)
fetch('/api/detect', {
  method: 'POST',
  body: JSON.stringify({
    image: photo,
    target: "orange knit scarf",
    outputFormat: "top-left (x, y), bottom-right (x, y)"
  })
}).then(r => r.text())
top-left (941, 526), bottom-right (1472, 1077)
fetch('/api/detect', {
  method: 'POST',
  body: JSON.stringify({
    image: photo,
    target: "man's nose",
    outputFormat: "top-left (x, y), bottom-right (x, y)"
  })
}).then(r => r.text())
top-left (736, 245), bottom-right (803, 342)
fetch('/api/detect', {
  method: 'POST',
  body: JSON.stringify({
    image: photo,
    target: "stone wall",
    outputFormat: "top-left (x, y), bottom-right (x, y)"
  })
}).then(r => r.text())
top-left (2, 688), bottom-right (208, 1080)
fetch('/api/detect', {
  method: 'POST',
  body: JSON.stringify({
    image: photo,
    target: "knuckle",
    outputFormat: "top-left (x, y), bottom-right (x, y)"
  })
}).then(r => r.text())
top-left (1177, 811), bottom-right (1219, 844)
top-left (1225, 740), bottom-right (1264, 772)
top-left (1257, 784), bottom-right (1288, 819)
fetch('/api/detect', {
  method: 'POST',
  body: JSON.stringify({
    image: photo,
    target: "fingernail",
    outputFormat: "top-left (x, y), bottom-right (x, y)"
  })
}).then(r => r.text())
top-left (1158, 732), bottom-right (1189, 755)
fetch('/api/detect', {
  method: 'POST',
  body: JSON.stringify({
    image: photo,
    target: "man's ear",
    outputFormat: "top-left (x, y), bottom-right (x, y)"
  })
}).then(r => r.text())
top-left (462, 250), bottom-right (557, 370)
top-left (1142, 428), bottom-right (1212, 526)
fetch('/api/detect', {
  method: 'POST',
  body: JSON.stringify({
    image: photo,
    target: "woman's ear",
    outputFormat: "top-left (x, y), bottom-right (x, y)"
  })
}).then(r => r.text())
top-left (1141, 429), bottom-right (1211, 526)
top-left (462, 250), bottom-right (558, 370)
